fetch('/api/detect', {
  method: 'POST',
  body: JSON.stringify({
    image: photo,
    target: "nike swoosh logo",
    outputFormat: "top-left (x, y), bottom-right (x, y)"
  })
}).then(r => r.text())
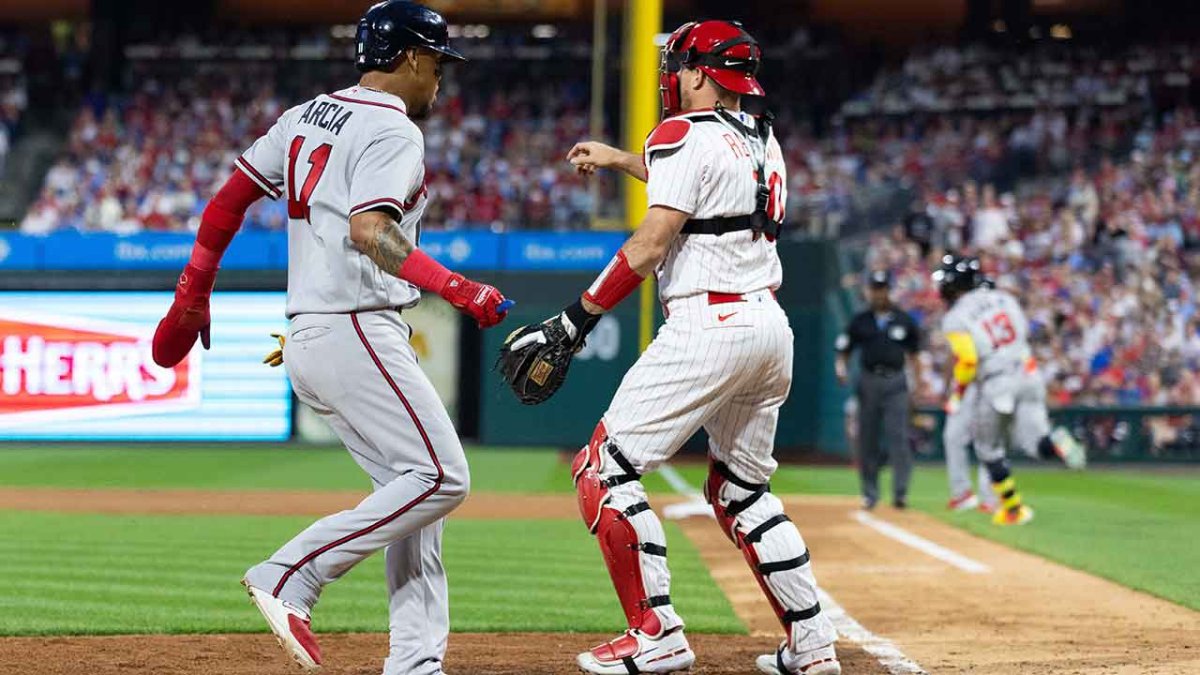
top-left (718, 312), bottom-right (738, 322)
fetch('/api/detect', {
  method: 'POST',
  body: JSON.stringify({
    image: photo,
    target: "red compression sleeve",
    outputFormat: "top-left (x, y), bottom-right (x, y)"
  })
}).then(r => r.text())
top-left (583, 249), bottom-right (645, 310)
top-left (189, 169), bottom-right (267, 271)
top-left (398, 248), bottom-right (454, 292)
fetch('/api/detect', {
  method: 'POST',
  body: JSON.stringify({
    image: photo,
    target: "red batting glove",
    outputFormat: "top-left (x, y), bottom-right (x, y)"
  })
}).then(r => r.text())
top-left (152, 264), bottom-right (217, 367)
top-left (440, 274), bottom-right (512, 328)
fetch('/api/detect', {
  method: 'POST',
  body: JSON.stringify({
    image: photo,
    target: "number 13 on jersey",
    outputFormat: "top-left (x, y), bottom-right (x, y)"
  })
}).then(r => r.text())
top-left (983, 312), bottom-right (1016, 349)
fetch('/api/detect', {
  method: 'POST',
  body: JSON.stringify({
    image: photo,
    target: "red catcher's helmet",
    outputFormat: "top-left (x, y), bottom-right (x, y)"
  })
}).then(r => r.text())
top-left (659, 20), bottom-right (763, 117)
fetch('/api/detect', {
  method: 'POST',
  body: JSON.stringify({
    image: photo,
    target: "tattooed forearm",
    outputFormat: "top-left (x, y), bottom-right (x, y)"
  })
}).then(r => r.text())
top-left (350, 211), bottom-right (414, 276)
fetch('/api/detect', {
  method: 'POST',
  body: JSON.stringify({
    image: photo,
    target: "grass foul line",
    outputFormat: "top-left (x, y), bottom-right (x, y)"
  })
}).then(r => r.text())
top-left (853, 510), bottom-right (991, 574)
top-left (817, 589), bottom-right (929, 675)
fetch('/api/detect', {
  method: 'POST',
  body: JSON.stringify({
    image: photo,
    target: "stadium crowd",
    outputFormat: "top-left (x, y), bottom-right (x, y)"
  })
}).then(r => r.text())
top-left (856, 106), bottom-right (1200, 409)
top-left (842, 41), bottom-right (1198, 117)
top-left (18, 59), bottom-right (619, 234)
top-left (18, 31), bottom-right (1200, 237)
top-left (0, 60), bottom-right (27, 173)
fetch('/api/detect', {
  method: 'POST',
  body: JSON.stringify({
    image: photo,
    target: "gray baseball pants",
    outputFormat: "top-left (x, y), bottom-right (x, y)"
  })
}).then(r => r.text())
top-left (244, 309), bottom-right (467, 675)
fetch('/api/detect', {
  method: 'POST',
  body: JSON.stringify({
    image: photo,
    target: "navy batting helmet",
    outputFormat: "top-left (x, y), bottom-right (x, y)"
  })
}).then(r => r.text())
top-left (355, 1), bottom-right (466, 74)
top-left (932, 254), bottom-right (982, 302)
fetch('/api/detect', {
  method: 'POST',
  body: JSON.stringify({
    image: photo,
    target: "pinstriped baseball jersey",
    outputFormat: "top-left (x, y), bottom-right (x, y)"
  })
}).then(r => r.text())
top-left (237, 86), bottom-right (429, 317)
top-left (941, 288), bottom-right (1032, 378)
top-left (644, 109), bottom-right (785, 304)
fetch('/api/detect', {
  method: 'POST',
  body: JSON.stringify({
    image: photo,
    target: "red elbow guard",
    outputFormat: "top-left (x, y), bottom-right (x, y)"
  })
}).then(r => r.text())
top-left (583, 250), bottom-right (645, 311)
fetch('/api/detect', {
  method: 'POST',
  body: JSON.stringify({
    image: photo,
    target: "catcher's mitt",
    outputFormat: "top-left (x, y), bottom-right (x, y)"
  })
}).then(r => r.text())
top-left (497, 319), bottom-right (578, 405)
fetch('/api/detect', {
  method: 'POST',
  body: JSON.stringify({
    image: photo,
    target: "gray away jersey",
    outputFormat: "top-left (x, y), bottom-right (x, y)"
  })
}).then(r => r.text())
top-left (941, 287), bottom-right (1032, 378)
top-left (236, 86), bottom-right (429, 317)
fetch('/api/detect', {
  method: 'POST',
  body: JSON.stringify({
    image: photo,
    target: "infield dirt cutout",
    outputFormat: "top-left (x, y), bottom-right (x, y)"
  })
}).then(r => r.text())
top-left (1, 489), bottom-right (1197, 674)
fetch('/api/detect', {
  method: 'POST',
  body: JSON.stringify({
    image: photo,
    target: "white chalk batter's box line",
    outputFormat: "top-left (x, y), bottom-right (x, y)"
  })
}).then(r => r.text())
top-left (853, 510), bottom-right (992, 574)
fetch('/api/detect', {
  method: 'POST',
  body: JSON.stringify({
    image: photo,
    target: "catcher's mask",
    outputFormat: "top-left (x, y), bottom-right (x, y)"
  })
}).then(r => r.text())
top-left (659, 20), bottom-right (764, 118)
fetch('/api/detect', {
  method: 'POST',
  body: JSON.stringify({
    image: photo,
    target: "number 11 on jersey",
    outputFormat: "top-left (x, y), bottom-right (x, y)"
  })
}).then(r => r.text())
top-left (287, 135), bottom-right (332, 222)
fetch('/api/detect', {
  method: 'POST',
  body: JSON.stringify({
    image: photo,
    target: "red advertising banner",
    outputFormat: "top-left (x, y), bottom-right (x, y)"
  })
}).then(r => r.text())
top-left (0, 312), bottom-right (199, 426)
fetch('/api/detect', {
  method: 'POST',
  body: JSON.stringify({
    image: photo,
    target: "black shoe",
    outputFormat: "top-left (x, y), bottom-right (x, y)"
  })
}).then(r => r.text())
top-left (893, 498), bottom-right (907, 510)
top-left (862, 497), bottom-right (877, 511)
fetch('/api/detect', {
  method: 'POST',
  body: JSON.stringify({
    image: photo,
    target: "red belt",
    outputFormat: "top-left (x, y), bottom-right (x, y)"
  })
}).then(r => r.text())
top-left (706, 290), bottom-right (776, 305)
top-left (707, 292), bottom-right (744, 305)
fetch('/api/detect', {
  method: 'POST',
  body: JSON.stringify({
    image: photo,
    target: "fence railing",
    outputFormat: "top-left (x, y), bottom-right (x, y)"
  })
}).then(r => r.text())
top-left (912, 406), bottom-right (1200, 462)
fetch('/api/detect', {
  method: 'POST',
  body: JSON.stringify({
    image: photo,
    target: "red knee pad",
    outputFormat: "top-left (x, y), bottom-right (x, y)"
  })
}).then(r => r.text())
top-left (573, 422), bottom-right (611, 533)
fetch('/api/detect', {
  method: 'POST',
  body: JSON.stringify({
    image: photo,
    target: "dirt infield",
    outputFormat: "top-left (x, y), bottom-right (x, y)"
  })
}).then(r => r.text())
top-left (2, 488), bottom-right (1198, 674)
top-left (0, 632), bottom-right (884, 675)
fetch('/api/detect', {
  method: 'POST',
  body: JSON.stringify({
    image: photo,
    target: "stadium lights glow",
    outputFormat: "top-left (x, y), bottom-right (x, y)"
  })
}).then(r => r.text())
top-left (992, 20), bottom-right (1007, 33)
top-left (330, 25), bottom-right (357, 40)
top-left (1051, 24), bottom-right (1072, 40)
top-left (449, 24), bottom-right (491, 39)
top-left (532, 24), bottom-right (558, 39)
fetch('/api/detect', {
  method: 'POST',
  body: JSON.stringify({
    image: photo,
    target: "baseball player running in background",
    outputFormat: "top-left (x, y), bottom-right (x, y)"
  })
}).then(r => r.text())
top-left (943, 276), bottom-right (1000, 514)
top-left (546, 20), bottom-right (840, 675)
top-left (942, 380), bottom-right (1001, 513)
top-left (935, 256), bottom-right (1085, 526)
top-left (151, 2), bottom-right (511, 673)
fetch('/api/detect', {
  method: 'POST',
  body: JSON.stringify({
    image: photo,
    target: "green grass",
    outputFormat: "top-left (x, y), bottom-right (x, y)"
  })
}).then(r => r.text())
top-left (917, 468), bottom-right (1200, 610)
top-left (0, 445), bottom-right (1197, 625)
top-left (0, 444), bottom-right (691, 494)
top-left (0, 445), bottom-right (573, 493)
top-left (0, 512), bottom-right (742, 637)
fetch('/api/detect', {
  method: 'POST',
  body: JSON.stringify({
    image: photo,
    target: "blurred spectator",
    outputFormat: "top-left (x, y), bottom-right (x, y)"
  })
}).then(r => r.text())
top-left (853, 114), bottom-right (1200, 405)
top-left (23, 25), bottom-right (620, 234)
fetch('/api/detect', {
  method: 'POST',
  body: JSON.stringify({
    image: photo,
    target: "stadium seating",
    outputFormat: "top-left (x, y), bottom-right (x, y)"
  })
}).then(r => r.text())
top-left (856, 108), bottom-right (1200, 405)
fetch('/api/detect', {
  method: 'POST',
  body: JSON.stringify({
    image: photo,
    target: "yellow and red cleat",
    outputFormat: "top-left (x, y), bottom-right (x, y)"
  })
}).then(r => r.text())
top-left (992, 504), bottom-right (1034, 526)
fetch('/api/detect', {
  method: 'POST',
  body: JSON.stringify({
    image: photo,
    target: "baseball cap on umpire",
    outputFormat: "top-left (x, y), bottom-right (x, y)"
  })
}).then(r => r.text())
top-left (356, 0), bottom-right (466, 73)
top-left (868, 269), bottom-right (892, 288)
top-left (659, 20), bottom-right (764, 117)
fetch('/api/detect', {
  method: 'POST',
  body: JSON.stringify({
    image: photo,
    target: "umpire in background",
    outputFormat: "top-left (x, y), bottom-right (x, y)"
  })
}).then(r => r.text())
top-left (835, 270), bottom-right (924, 510)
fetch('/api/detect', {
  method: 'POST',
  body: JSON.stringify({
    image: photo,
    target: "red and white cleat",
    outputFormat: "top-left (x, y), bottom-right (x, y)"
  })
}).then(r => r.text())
top-left (756, 642), bottom-right (841, 675)
top-left (977, 501), bottom-right (997, 515)
top-left (947, 490), bottom-right (979, 512)
top-left (576, 628), bottom-right (695, 674)
top-left (243, 580), bottom-right (322, 671)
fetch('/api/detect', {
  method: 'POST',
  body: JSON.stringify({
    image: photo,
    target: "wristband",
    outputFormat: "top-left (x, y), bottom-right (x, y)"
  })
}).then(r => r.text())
top-left (398, 249), bottom-right (454, 292)
top-left (582, 249), bottom-right (644, 310)
top-left (563, 298), bottom-right (602, 342)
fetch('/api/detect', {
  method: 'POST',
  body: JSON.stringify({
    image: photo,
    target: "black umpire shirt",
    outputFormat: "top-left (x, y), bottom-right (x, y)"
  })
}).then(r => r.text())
top-left (836, 308), bottom-right (921, 373)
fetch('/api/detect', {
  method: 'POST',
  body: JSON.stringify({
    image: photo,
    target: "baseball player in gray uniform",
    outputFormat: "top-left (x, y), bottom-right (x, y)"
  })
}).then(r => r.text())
top-left (942, 381), bottom-right (1000, 512)
top-left (152, 3), bottom-right (512, 673)
top-left (943, 277), bottom-right (998, 513)
top-left (934, 256), bottom-right (1085, 526)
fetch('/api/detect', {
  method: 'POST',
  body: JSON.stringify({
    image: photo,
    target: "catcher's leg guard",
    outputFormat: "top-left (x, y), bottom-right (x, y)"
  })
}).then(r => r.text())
top-left (705, 460), bottom-right (837, 653)
top-left (573, 422), bottom-right (683, 636)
